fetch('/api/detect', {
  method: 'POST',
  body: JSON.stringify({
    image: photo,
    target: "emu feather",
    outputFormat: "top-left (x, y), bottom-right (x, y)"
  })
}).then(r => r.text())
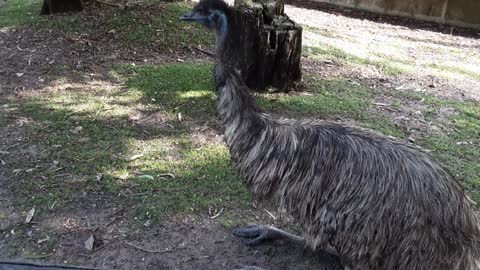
top-left (181, 1), bottom-right (480, 269)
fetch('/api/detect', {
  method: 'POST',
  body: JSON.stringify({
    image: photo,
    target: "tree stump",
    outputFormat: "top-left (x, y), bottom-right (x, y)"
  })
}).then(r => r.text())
top-left (40, 0), bottom-right (84, 15)
top-left (229, 0), bottom-right (302, 91)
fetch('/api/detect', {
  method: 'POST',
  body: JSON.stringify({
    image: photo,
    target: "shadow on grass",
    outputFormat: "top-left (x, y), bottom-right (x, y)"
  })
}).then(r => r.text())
top-left (116, 63), bottom-right (217, 121)
top-left (11, 64), bottom-right (249, 222)
top-left (1, 0), bottom-right (212, 47)
top-left (10, 61), bottom-right (479, 223)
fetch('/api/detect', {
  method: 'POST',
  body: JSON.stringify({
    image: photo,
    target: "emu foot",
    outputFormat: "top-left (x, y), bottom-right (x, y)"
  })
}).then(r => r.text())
top-left (232, 224), bottom-right (305, 246)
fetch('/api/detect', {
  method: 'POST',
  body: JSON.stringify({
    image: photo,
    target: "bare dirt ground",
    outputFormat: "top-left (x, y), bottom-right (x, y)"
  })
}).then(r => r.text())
top-left (1, 1), bottom-right (479, 270)
top-left (286, 0), bottom-right (480, 102)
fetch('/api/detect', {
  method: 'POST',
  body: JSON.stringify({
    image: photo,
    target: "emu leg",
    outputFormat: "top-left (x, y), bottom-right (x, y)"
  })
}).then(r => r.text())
top-left (233, 224), bottom-right (305, 246)
top-left (233, 224), bottom-right (339, 256)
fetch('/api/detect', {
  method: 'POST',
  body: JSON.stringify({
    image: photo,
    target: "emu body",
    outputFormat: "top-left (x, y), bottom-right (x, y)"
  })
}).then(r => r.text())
top-left (181, 1), bottom-right (480, 269)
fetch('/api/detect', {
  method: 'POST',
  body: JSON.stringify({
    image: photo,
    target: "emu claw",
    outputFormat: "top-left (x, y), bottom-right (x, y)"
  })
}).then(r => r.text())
top-left (232, 225), bottom-right (276, 246)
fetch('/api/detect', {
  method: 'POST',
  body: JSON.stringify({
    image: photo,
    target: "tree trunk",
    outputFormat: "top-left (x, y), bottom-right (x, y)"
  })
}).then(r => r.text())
top-left (230, 0), bottom-right (302, 92)
top-left (40, 0), bottom-right (84, 15)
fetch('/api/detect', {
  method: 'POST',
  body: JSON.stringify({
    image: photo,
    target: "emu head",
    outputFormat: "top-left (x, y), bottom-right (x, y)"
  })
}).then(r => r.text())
top-left (180, 0), bottom-right (230, 38)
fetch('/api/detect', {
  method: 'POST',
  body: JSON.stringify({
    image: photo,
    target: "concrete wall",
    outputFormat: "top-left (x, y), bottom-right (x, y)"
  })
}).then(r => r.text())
top-left (315, 0), bottom-right (480, 30)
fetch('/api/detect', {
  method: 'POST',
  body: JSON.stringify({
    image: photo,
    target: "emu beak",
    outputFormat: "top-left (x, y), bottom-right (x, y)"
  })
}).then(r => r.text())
top-left (179, 11), bottom-right (206, 22)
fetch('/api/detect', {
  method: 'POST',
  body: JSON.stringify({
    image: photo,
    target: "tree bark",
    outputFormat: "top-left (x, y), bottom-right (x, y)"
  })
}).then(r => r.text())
top-left (40, 0), bottom-right (84, 15)
top-left (230, 0), bottom-right (302, 91)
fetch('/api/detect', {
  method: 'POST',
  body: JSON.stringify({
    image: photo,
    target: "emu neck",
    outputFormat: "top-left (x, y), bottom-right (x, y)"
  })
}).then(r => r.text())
top-left (216, 72), bottom-right (265, 148)
top-left (213, 24), bottom-right (265, 147)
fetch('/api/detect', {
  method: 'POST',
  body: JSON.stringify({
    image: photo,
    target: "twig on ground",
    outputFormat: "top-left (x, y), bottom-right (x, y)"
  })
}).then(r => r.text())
top-left (264, 208), bottom-right (277, 220)
top-left (210, 208), bottom-right (224, 219)
top-left (192, 46), bottom-right (215, 58)
top-left (4, 143), bottom-right (20, 151)
top-left (125, 242), bottom-right (174, 253)
top-left (22, 253), bottom-right (54, 259)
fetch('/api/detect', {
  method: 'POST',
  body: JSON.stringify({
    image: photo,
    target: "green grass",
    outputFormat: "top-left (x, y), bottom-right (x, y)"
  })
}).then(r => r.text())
top-left (5, 57), bottom-right (480, 221)
top-left (0, 0), bottom-right (41, 28)
top-left (103, 3), bottom-right (213, 47)
top-left (117, 63), bottom-right (216, 120)
top-left (258, 77), bottom-right (406, 138)
top-left (258, 77), bottom-right (372, 117)
top-left (418, 97), bottom-right (480, 200)
top-left (11, 62), bottom-right (249, 220)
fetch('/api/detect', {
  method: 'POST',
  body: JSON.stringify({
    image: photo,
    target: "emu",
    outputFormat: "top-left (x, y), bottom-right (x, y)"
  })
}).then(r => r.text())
top-left (180, 1), bottom-right (480, 269)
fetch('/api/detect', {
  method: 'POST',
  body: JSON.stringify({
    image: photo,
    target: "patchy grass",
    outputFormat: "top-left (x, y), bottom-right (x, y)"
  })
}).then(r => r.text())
top-left (0, 0), bottom-right (41, 28)
top-left (300, 19), bottom-right (480, 85)
top-left (5, 52), bottom-right (479, 226)
top-left (259, 77), bottom-right (372, 117)
top-left (102, 3), bottom-right (212, 47)
top-left (428, 63), bottom-right (480, 81)
top-left (258, 77), bottom-right (406, 138)
top-left (11, 62), bottom-right (249, 221)
top-left (1, 0), bottom-right (212, 49)
top-left (303, 45), bottom-right (409, 76)
top-left (418, 97), bottom-right (480, 200)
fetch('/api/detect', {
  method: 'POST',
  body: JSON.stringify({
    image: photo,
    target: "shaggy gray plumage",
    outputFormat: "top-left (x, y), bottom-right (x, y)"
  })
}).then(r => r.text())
top-left (182, 1), bottom-right (480, 269)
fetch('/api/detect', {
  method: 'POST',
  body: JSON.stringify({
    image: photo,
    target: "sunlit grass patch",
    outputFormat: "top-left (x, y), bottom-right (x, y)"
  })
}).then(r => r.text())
top-left (10, 61), bottom-right (251, 221)
top-left (258, 76), bottom-right (372, 117)
top-left (117, 63), bottom-right (216, 120)
top-left (129, 145), bottom-right (250, 221)
top-left (428, 63), bottom-right (480, 81)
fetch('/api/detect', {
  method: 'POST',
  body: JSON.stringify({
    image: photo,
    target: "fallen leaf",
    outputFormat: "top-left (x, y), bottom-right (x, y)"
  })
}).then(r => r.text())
top-left (210, 208), bottom-right (224, 219)
top-left (78, 137), bottom-right (90, 143)
top-left (85, 235), bottom-right (95, 251)
top-left (117, 172), bottom-right (129, 180)
top-left (138, 174), bottom-right (154, 180)
top-left (37, 236), bottom-right (49, 244)
top-left (128, 154), bottom-right (144, 161)
top-left (25, 208), bottom-right (35, 223)
top-left (50, 201), bottom-right (57, 210)
top-left (159, 173), bottom-right (175, 179)
top-left (71, 126), bottom-right (83, 134)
